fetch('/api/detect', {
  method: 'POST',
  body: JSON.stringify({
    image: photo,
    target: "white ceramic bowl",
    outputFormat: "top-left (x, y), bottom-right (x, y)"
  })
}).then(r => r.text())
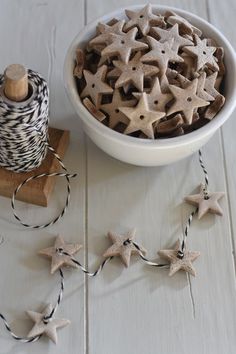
top-left (64, 5), bottom-right (236, 166)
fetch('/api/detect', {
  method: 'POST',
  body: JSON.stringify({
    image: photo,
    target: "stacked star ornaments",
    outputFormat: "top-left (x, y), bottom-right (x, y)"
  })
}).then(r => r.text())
top-left (75, 4), bottom-right (225, 139)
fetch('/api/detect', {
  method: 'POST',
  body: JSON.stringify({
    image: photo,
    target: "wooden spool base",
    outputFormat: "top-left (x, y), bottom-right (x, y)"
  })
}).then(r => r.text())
top-left (0, 127), bottom-right (70, 206)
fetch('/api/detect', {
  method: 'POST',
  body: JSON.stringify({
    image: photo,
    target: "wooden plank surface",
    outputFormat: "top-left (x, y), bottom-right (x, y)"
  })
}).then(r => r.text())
top-left (0, 1), bottom-right (236, 354)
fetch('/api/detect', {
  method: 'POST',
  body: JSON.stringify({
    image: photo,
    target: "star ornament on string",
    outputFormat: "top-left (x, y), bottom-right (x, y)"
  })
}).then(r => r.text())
top-left (185, 183), bottom-right (225, 219)
top-left (103, 229), bottom-right (146, 267)
top-left (38, 235), bottom-right (82, 274)
top-left (158, 240), bottom-right (200, 277)
top-left (27, 304), bottom-right (70, 344)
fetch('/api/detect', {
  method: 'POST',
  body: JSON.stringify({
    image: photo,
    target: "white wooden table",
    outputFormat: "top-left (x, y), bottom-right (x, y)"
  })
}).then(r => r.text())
top-left (0, 0), bottom-right (235, 353)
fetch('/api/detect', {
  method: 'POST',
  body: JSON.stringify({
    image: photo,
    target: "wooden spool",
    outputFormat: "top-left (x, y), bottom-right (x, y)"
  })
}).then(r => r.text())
top-left (0, 64), bottom-right (70, 206)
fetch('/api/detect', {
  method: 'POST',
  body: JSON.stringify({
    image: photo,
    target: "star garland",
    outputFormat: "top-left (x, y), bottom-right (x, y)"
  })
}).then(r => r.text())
top-left (0, 150), bottom-right (225, 344)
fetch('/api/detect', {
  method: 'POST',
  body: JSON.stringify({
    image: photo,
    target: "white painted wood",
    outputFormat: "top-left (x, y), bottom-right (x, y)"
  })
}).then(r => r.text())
top-left (86, 1), bottom-right (236, 354)
top-left (0, 1), bottom-right (86, 353)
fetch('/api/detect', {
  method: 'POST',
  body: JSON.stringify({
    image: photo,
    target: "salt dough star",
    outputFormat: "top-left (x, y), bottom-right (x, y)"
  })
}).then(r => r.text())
top-left (89, 20), bottom-right (125, 45)
top-left (197, 72), bottom-right (215, 101)
top-left (38, 235), bottom-right (82, 274)
top-left (151, 23), bottom-right (193, 53)
top-left (103, 229), bottom-right (146, 267)
top-left (124, 4), bottom-right (165, 35)
top-left (141, 37), bottom-right (184, 75)
top-left (166, 11), bottom-right (202, 36)
top-left (167, 78), bottom-right (209, 124)
top-left (184, 183), bottom-right (225, 219)
top-left (119, 93), bottom-right (165, 138)
top-left (183, 35), bottom-right (219, 72)
top-left (204, 72), bottom-right (219, 99)
top-left (27, 304), bottom-right (70, 344)
top-left (158, 239), bottom-right (200, 277)
top-left (133, 77), bottom-right (173, 112)
top-left (101, 27), bottom-right (148, 64)
top-left (109, 51), bottom-right (159, 92)
top-left (100, 89), bottom-right (137, 128)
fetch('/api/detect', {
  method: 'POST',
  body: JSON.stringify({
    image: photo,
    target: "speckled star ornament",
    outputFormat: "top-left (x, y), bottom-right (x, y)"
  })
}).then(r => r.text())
top-left (100, 89), bottom-right (137, 129)
top-left (38, 235), bottom-right (83, 274)
top-left (80, 65), bottom-right (113, 106)
top-left (167, 78), bottom-right (209, 124)
top-left (204, 72), bottom-right (219, 99)
top-left (101, 27), bottom-right (148, 64)
top-left (27, 304), bottom-right (70, 344)
top-left (109, 51), bottom-right (159, 91)
top-left (197, 72), bottom-right (215, 101)
top-left (119, 93), bottom-right (165, 138)
top-left (133, 77), bottom-right (173, 112)
top-left (124, 4), bottom-right (165, 35)
top-left (183, 35), bottom-right (219, 72)
top-left (184, 183), bottom-right (225, 219)
top-left (166, 11), bottom-right (202, 37)
top-left (103, 229), bottom-right (146, 267)
top-left (151, 23), bottom-right (193, 53)
top-left (141, 37), bottom-right (184, 75)
top-left (89, 20), bottom-right (125, 46)
top-left (158, 239), bottom-right (200, 277)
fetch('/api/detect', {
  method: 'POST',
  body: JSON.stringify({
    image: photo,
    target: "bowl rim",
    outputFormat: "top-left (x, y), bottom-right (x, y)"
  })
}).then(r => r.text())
top-left (64, 4), bottom-right (236, 149)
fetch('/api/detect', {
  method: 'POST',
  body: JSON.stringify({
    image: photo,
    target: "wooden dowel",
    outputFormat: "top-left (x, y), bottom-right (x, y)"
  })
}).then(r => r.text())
top-left (4, 64), bottom-right (28, 102)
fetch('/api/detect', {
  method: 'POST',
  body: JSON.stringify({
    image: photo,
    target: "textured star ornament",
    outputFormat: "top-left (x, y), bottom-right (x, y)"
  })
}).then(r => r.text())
top-left (184, 183), bottom-right (225, 219)
top-left (197, 72), bottom-right (215, 101)
top-left (103, 229), bottom-right (146, 267)
top-left (101, 27), bottom-right (148, 63)
top-left (158, 240), bottom-right (200, 277)
top-left (109, 51), bottom-right (159, 91)
top-left (141, 37), bottom-right (184, 75)
top-left (27, 304), bottom-right (70, 344)
top-left (133, 77), bottom-right (173, 112)
top-left (167, 78), bottom-right (209, 124)
top-left (119, 93), bottom-right (165, 138)
top-left (204, 72), bottom-right (219, 99)
top-left (38, 235), bottom-right (82, 274)
top-left (151, 23), bottom-right (193, 53)
top-left (89, 20), bottom-right (125, 45)
top-left (100, 89), bottom-right (137, 129)
top-left (183, 35), bottom-right (219, 72)
top-left (80, 65), bottom-right (113, 107)
top-left (124, 4), bottom-right (165, 35)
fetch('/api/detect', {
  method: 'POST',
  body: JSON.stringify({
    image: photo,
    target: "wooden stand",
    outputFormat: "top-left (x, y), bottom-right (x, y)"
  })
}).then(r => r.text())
top-left (0, 65), bottom-right (70, 206)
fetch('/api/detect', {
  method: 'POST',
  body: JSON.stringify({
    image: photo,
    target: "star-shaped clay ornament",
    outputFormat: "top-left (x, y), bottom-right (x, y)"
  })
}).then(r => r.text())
top-left (183, 35), bottom-right (219, 72)
top-left (119, 93), bottom-right (165, 138)
top-left (197, 72), bottom-right (215, 101)
top-left (103, 229), bottom-right (146, 267)
top-left (101, 27), bottom-right (148, 64)
top-left (110, 51), bottom-right (159, 92)
top-left (184, 183), bottom-right (225, 219)
top-left (89, 20), bottom-right (125, 46)
top-left (124, 4), bottom-right (165, 35)
top-left (80, 65), bottom-right (113, 107)
top-left (204, 72), bottom-right (219, 99)
top-left (167, 78), bottom-right (209, 124)
top-left (158, 239), bottom-right (200, 277)
top-left (141, 37), bottom-right (184, 75)
top-left (166, 11), bottom-right (202, 37)
top-left (133, 77), bottom-right (173, 112)
top-left (38, 235), bottom-right (82, 274)
top-left (27, 304), bottom-right (70, 344)
top-left (151, 23), bottom-right (193, 53)
top-left (100, 89), bottom-right (137, 128)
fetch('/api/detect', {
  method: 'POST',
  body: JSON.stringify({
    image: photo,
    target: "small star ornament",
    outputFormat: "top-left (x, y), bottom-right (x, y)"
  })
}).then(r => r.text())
top-left (103, 229), bottom-right (146, 267)
top-left (184, 183), bottom-right (225, 219)
top-left (27, 304), bottom-right (70, 344)
top-left (89, 20), bottom-right (125, 46)
top-left (158, 240), bottom-right (200, 277)
top-left (39, 235), bottom-right (82, 274)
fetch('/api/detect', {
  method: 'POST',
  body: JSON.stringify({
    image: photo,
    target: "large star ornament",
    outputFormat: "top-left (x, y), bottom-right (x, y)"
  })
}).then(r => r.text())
top-left (38, 235), bottom-right (82, 274)
top-left (184, 184), bottom-right (225, 219)
top-left (158, 240), bottom-right (200, 277)
top-left (103, 229), bottom-right (146, 267)
top-left (27, 304), bottom-right (70, 344)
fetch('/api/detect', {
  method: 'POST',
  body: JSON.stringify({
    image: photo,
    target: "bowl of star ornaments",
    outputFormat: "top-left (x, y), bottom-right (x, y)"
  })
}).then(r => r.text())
top-left (64, 4), bottom-right (236, 166)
